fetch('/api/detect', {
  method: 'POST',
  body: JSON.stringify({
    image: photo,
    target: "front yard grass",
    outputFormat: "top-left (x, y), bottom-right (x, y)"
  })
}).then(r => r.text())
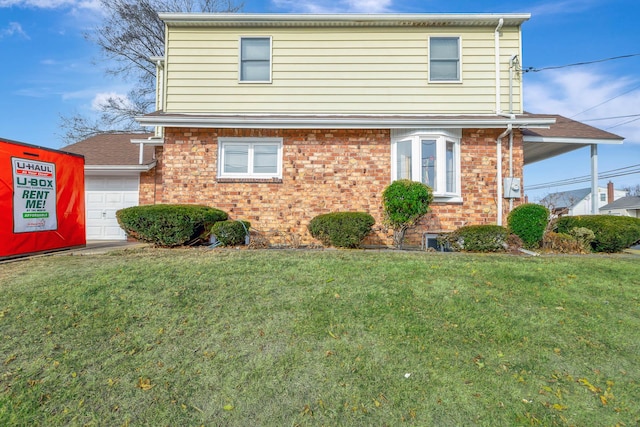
top-left (1, 249), bottom-right (639, 426)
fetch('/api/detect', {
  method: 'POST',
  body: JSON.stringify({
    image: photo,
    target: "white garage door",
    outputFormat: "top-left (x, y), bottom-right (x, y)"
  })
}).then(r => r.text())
top-left (85, 175), bottom-right (139, 240)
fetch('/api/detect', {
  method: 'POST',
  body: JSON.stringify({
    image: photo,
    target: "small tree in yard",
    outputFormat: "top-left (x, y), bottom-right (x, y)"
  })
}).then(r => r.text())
top-left (382, 180), bottom-right (433, 248)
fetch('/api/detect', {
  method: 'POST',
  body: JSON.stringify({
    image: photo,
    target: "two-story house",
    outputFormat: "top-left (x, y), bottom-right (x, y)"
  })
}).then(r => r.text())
top-left (134, 13), bottom-right (623, 246)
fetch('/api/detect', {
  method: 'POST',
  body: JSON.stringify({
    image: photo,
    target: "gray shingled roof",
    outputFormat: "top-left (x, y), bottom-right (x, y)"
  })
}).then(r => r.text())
top-left (600, 196), bottom-right (640, 210)
top-left (539, 188), bottom-right (591, 209)
top-left (63, 133), bottom-right (155, 166)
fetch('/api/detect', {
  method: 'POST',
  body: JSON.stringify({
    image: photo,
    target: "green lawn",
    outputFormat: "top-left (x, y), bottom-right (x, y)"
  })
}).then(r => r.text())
top-left (1, 249), bottom-right (639, 426)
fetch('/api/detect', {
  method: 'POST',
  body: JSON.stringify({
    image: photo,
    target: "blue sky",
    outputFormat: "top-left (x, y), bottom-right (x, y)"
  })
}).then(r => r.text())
top-left (1, 0), bottom-right (639, 200)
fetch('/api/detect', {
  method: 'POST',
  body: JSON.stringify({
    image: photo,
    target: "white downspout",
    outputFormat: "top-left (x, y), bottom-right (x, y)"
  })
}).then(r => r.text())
top-left (495, 18), bottom-right (504, 114)
top-left (496, 123), bottom-right (512, 226)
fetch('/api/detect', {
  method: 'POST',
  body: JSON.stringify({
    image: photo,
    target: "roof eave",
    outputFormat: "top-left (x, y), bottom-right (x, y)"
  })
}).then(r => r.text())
top-left (84, 162), bottom-right (156, 173)
top-left (158, 13), bottom-right (531, 27)
top-left (136, 114), bottom-right (554, 129)
top-left (523, 136), bottom-right (624, 145)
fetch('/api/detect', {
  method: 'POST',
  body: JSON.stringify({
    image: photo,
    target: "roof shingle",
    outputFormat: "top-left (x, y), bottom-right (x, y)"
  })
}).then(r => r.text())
top-left (63, 133), bottom-right (155, 166)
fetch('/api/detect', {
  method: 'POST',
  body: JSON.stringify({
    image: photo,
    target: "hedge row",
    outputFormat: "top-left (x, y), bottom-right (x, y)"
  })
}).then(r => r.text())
top-left (556, 215), bottom-right (640, 253)
top-left (116, 204), bottom-right (227, 247)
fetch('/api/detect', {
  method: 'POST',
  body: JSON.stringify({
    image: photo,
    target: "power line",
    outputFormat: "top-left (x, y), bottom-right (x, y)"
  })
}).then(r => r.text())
top-left (522, 53), bottom-right (640, 73)
top-left (606, 116), bottom-right (640, 130)
top-left (527, 163), bottom-right (640, 191)
top-left (580, 114), bottom-right (640, 122)
top-left (570, 83), bottom-right (640, 118)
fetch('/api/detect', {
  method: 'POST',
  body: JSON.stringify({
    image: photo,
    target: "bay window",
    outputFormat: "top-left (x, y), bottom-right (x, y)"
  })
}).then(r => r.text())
top-left (391, 129), bottom-right (461, 201)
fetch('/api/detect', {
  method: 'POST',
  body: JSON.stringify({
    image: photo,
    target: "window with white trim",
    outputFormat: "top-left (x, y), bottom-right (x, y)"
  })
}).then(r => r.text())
top-left (239, 37), bottom-right (272, 83)
top-left (429, 36), bottom-right (461, 82)
top-left (392, 130), bottom-right (461, 200)
top-left (218, 138), bottom-right (283, 179)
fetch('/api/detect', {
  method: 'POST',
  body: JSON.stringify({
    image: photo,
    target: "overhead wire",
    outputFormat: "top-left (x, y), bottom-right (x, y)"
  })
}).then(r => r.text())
top-left (527, 163), bottom-right (640, 190)
top-left (522, 53), bottom-right (640, 73)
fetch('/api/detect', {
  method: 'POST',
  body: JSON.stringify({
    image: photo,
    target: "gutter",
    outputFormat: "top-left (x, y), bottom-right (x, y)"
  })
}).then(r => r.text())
top-left (84, 162), bottom-right (156, 173)
top-left (136, 114), bottom-right (555, 129)
top-left (158, 13), bottom-right (531, 27)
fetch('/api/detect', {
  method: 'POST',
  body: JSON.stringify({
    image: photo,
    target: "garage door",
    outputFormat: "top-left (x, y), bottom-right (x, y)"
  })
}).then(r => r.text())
top-left (85, 175), bottom-right (139, 240)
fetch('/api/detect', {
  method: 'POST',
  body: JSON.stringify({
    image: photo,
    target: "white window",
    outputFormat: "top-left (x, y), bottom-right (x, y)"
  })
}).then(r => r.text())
top-left (391, 129), bottom-right (461, 201)
top-left (429, 37), bottom-right (461, 82)
top-left (218, 138), bottom-right (282, 179)
top-left (600, 193), bottom-right (606, 202)
top-left (239, 37), bottom-right (272, 83)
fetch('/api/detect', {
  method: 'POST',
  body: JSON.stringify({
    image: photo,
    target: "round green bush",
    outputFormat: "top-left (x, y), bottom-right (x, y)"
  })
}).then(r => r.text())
top-left (308, 212), bottom-right (375, 248)
top-left (382, 180), bottom-right (433, 248)
top-left (507, 203), bottom-right (549, 249)
top-left (210, 220), bottom-right (251, 246)
top-left (116, 204), bottom-right (228, 247)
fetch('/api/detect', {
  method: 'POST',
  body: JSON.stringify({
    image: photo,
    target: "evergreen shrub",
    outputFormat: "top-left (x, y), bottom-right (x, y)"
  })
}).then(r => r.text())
top-left (382, 180), bottom-right (433, 248)
top-left (556, 215), bottom-right (640, 252)
top-left (210, 220), bottom-right (251, 246)
top-left (116, 204), bottom-right (227, 247)
top-left (507, 203), bottom-right (549, 249)
top-left (308, 212), bottom-right (375, 248)
top-left (440, 225), bottom-right (508, 252)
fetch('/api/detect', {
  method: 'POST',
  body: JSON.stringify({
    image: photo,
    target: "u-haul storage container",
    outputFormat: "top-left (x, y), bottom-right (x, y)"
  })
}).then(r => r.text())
top-left (1, 138), bottom-right (85, 259)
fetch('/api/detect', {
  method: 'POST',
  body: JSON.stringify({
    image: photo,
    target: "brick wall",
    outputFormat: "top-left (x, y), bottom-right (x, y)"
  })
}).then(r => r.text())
top-left (140, 127), bottom-right (524, 247)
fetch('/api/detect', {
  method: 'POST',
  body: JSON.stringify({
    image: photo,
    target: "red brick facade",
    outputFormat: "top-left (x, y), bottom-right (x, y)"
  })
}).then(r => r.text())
top-left (139, 127), bottom-right (524, 246)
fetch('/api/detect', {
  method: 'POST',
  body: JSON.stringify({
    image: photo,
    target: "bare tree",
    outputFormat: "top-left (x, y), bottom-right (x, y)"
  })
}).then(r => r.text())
top-left (59, 0), bottom-right (242, 144)
top-left (623, 184), bottom-right (640, 196)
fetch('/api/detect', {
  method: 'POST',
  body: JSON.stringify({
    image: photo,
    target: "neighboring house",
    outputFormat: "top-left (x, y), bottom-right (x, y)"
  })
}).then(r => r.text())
top-left (540, 182), bottom-right (627, 217)
top-left (600, 196), bottom-right (640, 218)
top-left (64, 133), bottom-right (155, 240)
top-left (132, 13), bottom-right (624, 246)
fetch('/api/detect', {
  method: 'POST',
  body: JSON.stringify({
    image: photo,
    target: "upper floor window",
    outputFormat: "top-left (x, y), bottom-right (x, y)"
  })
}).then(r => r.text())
top-left (392, 129), bottom-right (461, 201)
top-left (218, 137), bottom-right (282, 179)
top-left (239, 37), bottom-right (272, 83)
top-left (429, 37), bottom-right (461, 82)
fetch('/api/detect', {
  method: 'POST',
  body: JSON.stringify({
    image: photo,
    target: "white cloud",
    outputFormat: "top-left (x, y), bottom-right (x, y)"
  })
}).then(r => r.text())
top-left (272, 0), bottom-right (392, 13)
top-left (525, 69), bottom-right (640, 143)
top-left (0, 22), bottom-right (29, 39)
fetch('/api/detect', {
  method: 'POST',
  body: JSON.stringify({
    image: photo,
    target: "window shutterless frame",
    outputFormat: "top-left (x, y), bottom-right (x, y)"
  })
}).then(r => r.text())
top-left (239, 36), bottom-right (272, 83)
top-left (428, 36), bottom-right (462, 83)
top-left (218, 137), bottom-right (283, 179)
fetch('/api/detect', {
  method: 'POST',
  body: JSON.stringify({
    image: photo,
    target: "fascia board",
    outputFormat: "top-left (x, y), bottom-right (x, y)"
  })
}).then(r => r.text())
top-left (84, 162), bottom-right (156, 173)
top-left (158, 13), bottom-right (531, 27)
top-left (523, 136), bottom-right (624, 145)
top-left (136, 115), bottom-right (554, 129)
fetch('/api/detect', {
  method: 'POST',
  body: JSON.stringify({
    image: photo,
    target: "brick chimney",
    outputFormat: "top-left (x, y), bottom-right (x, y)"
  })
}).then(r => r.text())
top-left (607, 181), bottom-right (614, 204)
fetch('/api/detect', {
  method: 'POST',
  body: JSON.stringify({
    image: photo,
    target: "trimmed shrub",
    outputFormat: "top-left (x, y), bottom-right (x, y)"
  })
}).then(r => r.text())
top-left (507, 203), bottom-right (550, 249)
top-left (308, 212), bottom-right (375, 248)
top-left (440, 225), bottom-right (508, 252)
top-left (382, 180), bottom-right (433, 248)
top-left (542, 232), bottom-right (584, 254)
top-left (556, 215), bottom-right (640, 253)
top-left (210, 220), bottom-right (251, 246)
top-left (116, 204), bottom-right (227, 247)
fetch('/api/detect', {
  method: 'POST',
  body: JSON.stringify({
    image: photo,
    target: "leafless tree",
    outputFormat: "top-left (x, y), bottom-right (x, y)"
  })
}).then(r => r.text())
top-left (623, 184), bottom-right (640, 196)
top-left (59, 0), bottom-right (242, 144)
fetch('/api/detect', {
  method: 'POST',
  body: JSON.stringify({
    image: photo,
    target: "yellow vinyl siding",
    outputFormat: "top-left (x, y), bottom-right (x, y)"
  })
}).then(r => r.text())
top-left (164, 26), bottom-right (523, 114)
